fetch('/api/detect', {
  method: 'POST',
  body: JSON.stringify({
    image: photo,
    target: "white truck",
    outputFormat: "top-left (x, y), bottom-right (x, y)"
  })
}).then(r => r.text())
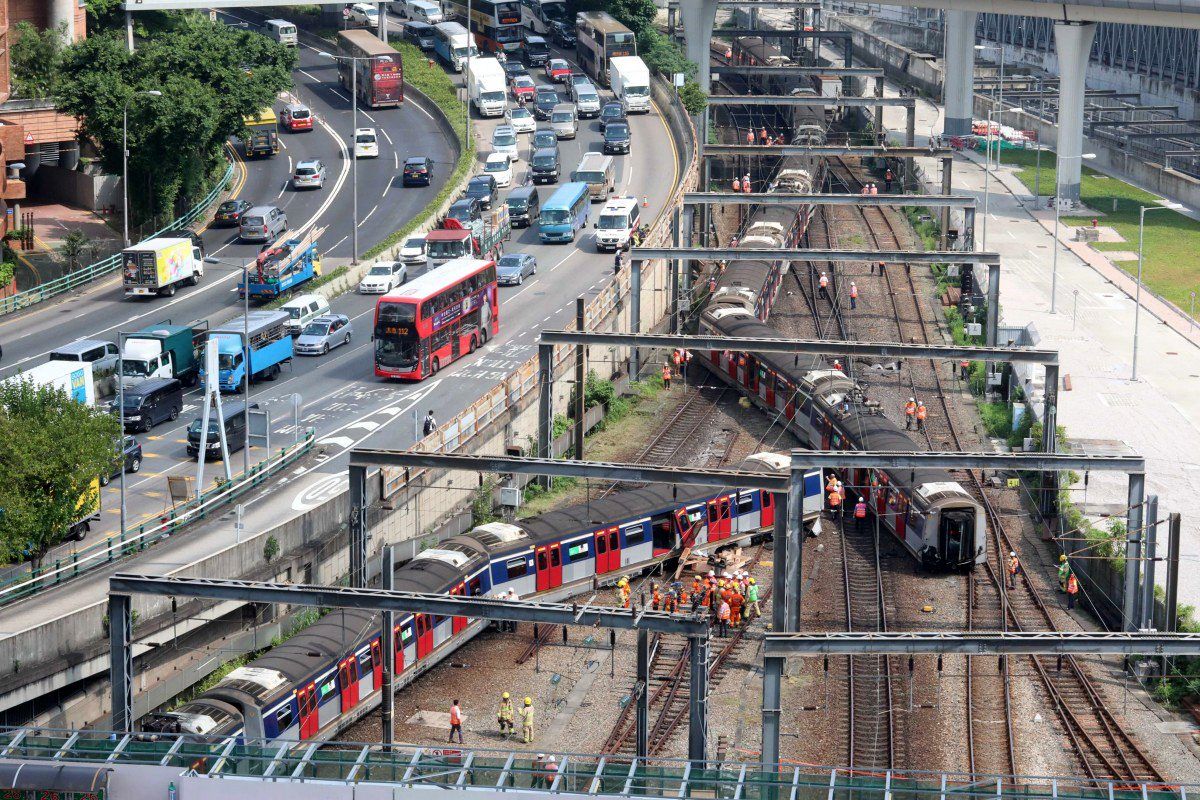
top-left (121, 237), bottom-right (204, 298)
top-left (468, 57), bottom-right (508, 117)
top-left (608, 56), bottom-right (651, 115)
top-left (1, 360), bottom-right (96, 405)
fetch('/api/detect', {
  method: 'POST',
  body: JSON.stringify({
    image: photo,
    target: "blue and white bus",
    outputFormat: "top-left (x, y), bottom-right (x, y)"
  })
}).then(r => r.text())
top-left (539, 182), bottom-right (590, 243)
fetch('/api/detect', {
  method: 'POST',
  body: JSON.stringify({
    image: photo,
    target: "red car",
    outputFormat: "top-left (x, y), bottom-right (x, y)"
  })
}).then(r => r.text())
top-left (544, 58), bottom-right (571, 83)
top-left (510, 75), bottom-right (537, 103)
top-left (281, 103), bottom-right (313, 132)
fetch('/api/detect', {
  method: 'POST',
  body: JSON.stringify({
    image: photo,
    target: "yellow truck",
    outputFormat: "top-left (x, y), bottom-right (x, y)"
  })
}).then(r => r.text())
top-left (242, 109), bottom-right (280, 158)
top-left (68, 478), bottom-right (101, 542)
top-left (122, 237), bottom-right (205, 297)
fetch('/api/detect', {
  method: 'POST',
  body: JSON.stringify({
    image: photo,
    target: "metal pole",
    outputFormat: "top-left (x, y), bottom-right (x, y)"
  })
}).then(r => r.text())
top-left (964, 207), bottom-right (977, 251)
top-left (630, 259), bottom-right (642, 379)
top-left (1034, 78), bottom-right (1044, 207)
top-left (636, 627), bottom-right (649, 758)
top-left (688, 633), bottom-right (708, 762)
top-left (377, 0), bottom-right (387, 41)
top-left (109, 592), bottom-right (133, 732)
top-left (996, 45), bottom-right (1005, 167)
top-left (537, 343), bottom-right (553, 488)
top-left (982, 120), bottom-right (992, 250)
top-left (874, 77), bottom-right (884, 144)
top-left (1132, 206), bottom-right (1147, 381)
top-left (1123, 473), bottom-right (1145, 632)
top-left (351, 62), bottom-right (360, 264)
top-left (381, 544), bottom-right (396, 750)
top-left (349, 464), bottom-right (369, 588)
top-left (122, 101), bottom-right (130, 249)
top-left (1142, 495), bottom-right (1158, 630)
top-left (940, 157), bottom-right (952, 250)
top-left (1166, 512), bottom-right (1181, 632)
top-left (243, 264), bottom-right (251, 479)
top-left (670, 207), bottom-right (681, 334)
top-left (125, 10), bottom-right (134, 53)
top-left (786, 471), bottom-right (804, 631)
top-left (117, 334), bottom-right (127, 540)
top-left (762, 490), bottom-right (787, 769)
top-left (1039, 364), bottom-right (1059, 519)
top-left (986, 263), bottom-right (1000, 348)
top-left (574, 297), bottom-right (586, 460)
top-left (1050, 163), bottom-right (1061, 313)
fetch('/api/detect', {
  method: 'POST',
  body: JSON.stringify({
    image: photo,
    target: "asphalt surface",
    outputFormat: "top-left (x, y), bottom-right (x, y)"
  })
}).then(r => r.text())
top-left (0, 30), bottom-right (682, 603)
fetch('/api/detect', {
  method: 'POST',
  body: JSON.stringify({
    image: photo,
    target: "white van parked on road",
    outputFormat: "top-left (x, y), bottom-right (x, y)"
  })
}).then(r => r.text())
top-left (593, 196), bottom-right (641, 251)
top-left (266, 18), bottom-right (298, 46)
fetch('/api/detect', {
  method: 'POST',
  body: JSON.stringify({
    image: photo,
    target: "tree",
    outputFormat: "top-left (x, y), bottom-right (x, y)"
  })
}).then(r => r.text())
top-left (56, 14), bottom-right (296, 221)
top-left (10, 21), bottom-right (67, 99)
top-left (58, 230), bottom-right (92, 271)
top-left (637, 29), bottom-right (696, 80)
top-left (678, 80), bottom-right (708, 116)
top-left (0, 379), bottom-right (120, 570)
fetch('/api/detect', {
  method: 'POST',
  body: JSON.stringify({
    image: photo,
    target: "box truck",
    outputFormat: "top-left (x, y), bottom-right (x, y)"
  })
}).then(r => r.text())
top-left (608, 56), bottom-right (650, 114)
top-left (122, 237), bottom-right (204, 298)
top-left (1, 360), bottom-right (96, 405)
top-left (468, 57), bottom-right (508, 117)
top-left (120, 319), bottom-right (209, 389)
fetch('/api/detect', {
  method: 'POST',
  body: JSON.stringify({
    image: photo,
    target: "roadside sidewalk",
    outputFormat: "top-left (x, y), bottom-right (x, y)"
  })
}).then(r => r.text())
top-left (872, 90), bottom-right (1200, 608)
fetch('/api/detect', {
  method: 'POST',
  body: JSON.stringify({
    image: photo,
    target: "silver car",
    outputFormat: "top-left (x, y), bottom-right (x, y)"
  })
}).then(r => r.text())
top-left (292, 159), bottom-right (326, 189)
top-left (239, 205), bottom-right (288, 242)
top-left (294, 314), bottom-right (353, 355)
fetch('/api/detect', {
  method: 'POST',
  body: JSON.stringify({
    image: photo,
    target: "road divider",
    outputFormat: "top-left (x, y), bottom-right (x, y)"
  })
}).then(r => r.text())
top-left (0, 428), bottom-right (316, 607)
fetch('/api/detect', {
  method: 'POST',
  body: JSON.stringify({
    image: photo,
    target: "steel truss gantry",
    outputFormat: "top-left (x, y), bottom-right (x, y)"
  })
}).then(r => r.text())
top-left (762, 631), bottom-right (1200, 656)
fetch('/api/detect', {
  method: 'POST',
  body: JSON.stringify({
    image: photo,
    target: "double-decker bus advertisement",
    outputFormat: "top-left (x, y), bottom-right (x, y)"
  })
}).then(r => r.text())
top-left (448, 0), bottom-right (523, 52)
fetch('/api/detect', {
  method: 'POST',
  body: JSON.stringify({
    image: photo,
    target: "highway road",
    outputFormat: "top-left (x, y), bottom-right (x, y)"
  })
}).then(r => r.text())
top-left (0, 27), bottom-right (683, 618)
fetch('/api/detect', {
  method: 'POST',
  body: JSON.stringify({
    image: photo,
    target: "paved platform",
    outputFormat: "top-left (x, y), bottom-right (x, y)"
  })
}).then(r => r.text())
top-left (8, 202), bottom-right (122, 291)
top-left (870, 81), bottom-right (1200, 609)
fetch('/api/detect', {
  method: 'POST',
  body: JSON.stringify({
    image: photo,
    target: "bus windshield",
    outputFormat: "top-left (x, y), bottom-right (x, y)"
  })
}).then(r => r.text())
top-left (542, 209), bottom-right (569, 225)
top-left (375, 336), bottom-right (419, 369)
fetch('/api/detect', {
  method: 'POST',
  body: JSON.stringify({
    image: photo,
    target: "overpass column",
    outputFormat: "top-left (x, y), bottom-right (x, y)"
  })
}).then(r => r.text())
top-left (680, 0), bottom-right (720, 92)
top-left (942, 10), bottom-right (977, 138)
top-left (1054, 22), bottom-right (1097, 203)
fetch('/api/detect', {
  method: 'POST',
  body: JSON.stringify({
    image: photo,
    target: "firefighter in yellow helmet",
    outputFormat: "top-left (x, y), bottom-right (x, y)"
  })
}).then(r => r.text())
top-left (497, 691), bottom-right (515, 737)
top-left (520, 696), bottom-right (536, 743)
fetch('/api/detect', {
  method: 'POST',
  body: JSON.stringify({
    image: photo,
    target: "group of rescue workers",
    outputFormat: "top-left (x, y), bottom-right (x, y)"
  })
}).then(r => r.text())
top-left (902, 397), bottom-right (929, 433)
top-left (616, 569), bottom-right (762, 637)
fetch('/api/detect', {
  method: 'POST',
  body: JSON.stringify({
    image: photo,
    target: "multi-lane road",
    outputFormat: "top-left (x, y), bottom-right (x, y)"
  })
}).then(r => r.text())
top-left (0, 17), bottom-right (682, 631)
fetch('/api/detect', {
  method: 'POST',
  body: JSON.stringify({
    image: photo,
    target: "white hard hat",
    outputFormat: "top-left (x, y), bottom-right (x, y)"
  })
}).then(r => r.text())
top-left (723, 572), bottom-right (732, 578)
top-left (909, 397), bottom-right (915, 402)
top-left (537, 753), bottom-right (546, 759)
top-left (1010, 551), bottom-right (1016, 557)
top-left (547, 755), bottom-right (557, 762)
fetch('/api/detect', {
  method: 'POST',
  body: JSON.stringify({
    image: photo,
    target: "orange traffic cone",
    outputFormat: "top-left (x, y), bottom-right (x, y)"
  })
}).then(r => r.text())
top-left (642, 195), bottom-right (648, 207)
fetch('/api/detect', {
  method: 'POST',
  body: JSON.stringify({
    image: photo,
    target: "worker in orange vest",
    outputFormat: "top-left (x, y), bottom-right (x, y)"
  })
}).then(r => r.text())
top-left (661, 362), bottom-right (673, 389)
top-left (449, 699), bottom-right (464, 743)
top-left (960, 359), bottom-right (971, 381)
top-left (849, 281), bottom-right (858, 310)
top-left (827, 485), bottom-right (842, 516)
top-left (742, 174), bottom-right (752, 193)
top-left (904, 397), bottom-right (917, 430)
top-left (1066, 572), bottom-right (1079, 609)
top-left (716, 597), bottom-right (731, 637)
top-left (729, 589), bottom-right (744, 628)
top-left (884, 168), bottom-right (894, 192)
top-left (732, 176), bottom-right (742, 193)
top-left (818, 271), bottom-right (830, 301)
top-left (853, 496), bottom-right (868, 532)
top-left (1008, 551), bottom-right (1021, 589)
top-left (651, 583), bottom-right (661, 611)
top-left (916, 401), bottom-right (928, 432)
top-left (745, 130), bottom-right (754, 146)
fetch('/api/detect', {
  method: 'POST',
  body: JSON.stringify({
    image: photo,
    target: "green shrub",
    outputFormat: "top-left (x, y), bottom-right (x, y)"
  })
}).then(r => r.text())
top-left (978, 401), bottom-right (1011, 440)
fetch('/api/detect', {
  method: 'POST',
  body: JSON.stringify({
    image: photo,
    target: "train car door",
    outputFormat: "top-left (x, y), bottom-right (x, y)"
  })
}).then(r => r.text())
top-left (892, 492), bottom-right (907, 540)
top-left (674, 508), bottom-right (696, 547)
top-left (820, 417), bottom-right (832, 449)
top-left (450, 583), bottom-right (468, 634)
top-left (764, 369), bottom-right (775, 405)
top-left (593, 530), bottom-right (609, 574)
top-left (370, 640), bottom-right (383, 689)
top-left (536, 545), bottom-right (551, 592)
top-left (338, 657), bottom-right (359, 713)
top-left (875, 474), bottom-right (888, 515)
top-left (415, 614), bottom-right (433, 659)
top-left (549, 543), bottom-right (562, 588)
top-left (707, 497), bottom-right (731, 541)
top-left (297, 684), bottom-right (318, 738)
top-left (594, 527), bottom-right (619, 573)
top-left (760, 491), bottom-right (775, 528)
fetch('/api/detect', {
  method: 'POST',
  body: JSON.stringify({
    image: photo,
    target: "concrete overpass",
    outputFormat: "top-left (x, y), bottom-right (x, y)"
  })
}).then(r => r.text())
top-left (681, 0), bottom-right (1200, 201)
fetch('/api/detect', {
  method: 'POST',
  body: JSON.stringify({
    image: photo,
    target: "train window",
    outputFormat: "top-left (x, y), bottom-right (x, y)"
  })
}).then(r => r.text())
top-left (567, 541), bottom-right (589, 561)
top-left (550, 548), bottom-right (561, 568)
top-left (401, 625), bottom-right (413, 642)
top-left (274, 704), bottom-right (294, 730)
top-left (736, 494), bottom-right (754, 515)
top-left (319, 675), bottom-right (337, 699)
top-left (506, 556), bottom-right (528, 579)
top-left (623, 524), bottom-right (645, 544)
top-left (358, 650), bottom-right (373, 673)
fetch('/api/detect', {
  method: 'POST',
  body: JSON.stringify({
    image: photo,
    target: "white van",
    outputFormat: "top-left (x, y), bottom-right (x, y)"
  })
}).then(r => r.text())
top-left (404, 0), bottom-right (444, 24)
top-left (593, 196), bottom-right (641, 251)
top-left (281, 294), bottom-right (332, 336)
top-left (266, 19), bottom-right (298, 47)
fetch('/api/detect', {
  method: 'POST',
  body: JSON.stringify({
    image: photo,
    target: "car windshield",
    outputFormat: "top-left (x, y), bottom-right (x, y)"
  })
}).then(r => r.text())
top-left (498, 256), bottom-right (523, 268)
top-left (404, 237), bottom-right (425, 249)
top-left (542, 209), bottom-right (569, 224)
top-left (598, 213), bottom-right (629, 230)
top-left (551, 112), bottom-right (572, 123)
top-left (427, 239), bottom-right (466, 258)
top-left (285, 307), bottom-right (303, 319)
top-left (121, 359), bottom-right (152, 378)
top-left (603, 105), bottom-right (621, 116)
top-left (535, 133), bottom-right (555, 146)
top-left (448, 205), bottom-right (474, 222)
top-left (579, 92), bottom-right (598, 103)
top-left (302, 322), bottom-right (330, 336)
top-left (550, 60), bottom-right (567, 70)
top-left (187, 418), bottom-right (221, 435)
top-left (507, 197), bottom-right (527, 210)
top-left (485, 160), bottom-right (507, 173)
top-left (510, 107), bottom-right (532, 118)
top-left (538, 91), bottom-right (557, 101)
top-left (218, 352), bottom-right (241, 370)
top-left (607, 124), bottom-right (629, 137)
top-left (356, 133), bottom-right (375, 144)
top-left (369, 265), bottom-right (392, 276)
top-left (533, 154), bottom-right (555, 167)
top-left (514, 78), bottom-right (534, 89)
top-left (493, 132), bottom-right (517, 146)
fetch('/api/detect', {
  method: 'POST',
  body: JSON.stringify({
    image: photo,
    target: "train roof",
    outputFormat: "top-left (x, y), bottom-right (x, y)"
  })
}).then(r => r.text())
top-left (519, 483), bottom-right (723, 543)
top-left (251, 608), bottom-right (379, 683)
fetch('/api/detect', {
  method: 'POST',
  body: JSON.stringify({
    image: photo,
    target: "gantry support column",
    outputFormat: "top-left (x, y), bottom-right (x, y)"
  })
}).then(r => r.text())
top-left (943, 10), bottom-right (977, 138)
top-left (636, 627), bottom-right (650, 758)
top-left (940, 157), bottom-right (953, 250)
top-left (1124, 473), bottom-right (1146, 631)
top-left (688, 634), bottom-right (708, 762)
top-left (109, 592), bottom-right (133, 733)
top-left (680, 0), bottom-right (720, 93)
top-left (630, 259), bottom-right (642, 378)
top-left (349, 464), bottom-right (368, 588)
top-left (381, 545), bottom-right (396, 751)
top-left (1039, 364), bottom-right (1059, 519)
top-left (537, 343), bottom-right (553, 487)
top-left (1054, 22), bottom-right (1098, 203)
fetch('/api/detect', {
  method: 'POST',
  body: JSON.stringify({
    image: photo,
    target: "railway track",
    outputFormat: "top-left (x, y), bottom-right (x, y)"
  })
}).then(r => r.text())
top-left (830, 156), bottom-right (1159, 783)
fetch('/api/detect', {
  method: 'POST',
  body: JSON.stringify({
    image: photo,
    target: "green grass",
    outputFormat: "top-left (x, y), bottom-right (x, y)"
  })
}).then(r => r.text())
top-left (1004, 148), bottom-right (1200, 319)
top-left (361, 41), bottom-right (476, 261)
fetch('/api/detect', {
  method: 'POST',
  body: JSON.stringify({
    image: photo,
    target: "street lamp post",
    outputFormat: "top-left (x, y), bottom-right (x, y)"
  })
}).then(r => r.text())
top-left (122, 90), bottom-right (162, 248)
top-left (1132, 202), bottom-right (1186, 381)
top-left (981, 105), bottom-right (1021, 251)
top-left (205, 255), bottom-right (254, 476)
top-left (1049, 152), bottom-right (1095, 313)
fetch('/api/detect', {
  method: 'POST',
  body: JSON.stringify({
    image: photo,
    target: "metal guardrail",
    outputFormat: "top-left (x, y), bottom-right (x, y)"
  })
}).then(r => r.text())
top-left (0, 159), bottom-right (236, 317)
top-left (0, 428), bottom-right (316, 606)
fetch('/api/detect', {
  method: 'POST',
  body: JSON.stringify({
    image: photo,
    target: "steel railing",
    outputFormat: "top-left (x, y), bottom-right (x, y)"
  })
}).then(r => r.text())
top-left (0, 159), bottom-right (236, 317)
top-left (0, 428), bottom-right (315, 606)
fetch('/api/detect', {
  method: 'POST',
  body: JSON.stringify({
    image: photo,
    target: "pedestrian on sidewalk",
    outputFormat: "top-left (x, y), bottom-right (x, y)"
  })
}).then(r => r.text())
top-left (448, 700), bottom-right (464, 743)
top-left (849, 281), bottom-right (858, 310)
top-left (423, 410), bottom-right (437, 436)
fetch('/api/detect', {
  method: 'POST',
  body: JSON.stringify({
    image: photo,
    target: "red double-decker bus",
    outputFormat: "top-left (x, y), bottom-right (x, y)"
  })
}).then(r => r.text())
top-left (337, 29), bottom-right (404, 109)
top-left (374, 257), bottom-right (499, 380)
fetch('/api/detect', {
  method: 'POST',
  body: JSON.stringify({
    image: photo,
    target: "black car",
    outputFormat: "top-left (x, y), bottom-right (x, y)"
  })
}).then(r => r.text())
top-left (213, 199), bottom-right (251, 227)
top-left (447, 197), bottom-right (483, 226)
top-left (599, 101), bottom-right (624, 131)
top-left (532, 128), bottom-right (558, 152)
top-left (523, 34), bottom-right (550, 66)
top-left (403, 156), bottom-right (433, 186)
top-left (533, 88), bottom-right (559, 121)
top-left (464, 175), bottom-right (497, 209)
top-left (603, 119), bottom-right (631, 154)
top-left (530, 147), bottom-right (560, 184)
top-left (550, 20), bottom-right (575, 47)
top-left (100, 435), bottom-right (142, 486)
top-left (503, 60), bottom-right (529, 81)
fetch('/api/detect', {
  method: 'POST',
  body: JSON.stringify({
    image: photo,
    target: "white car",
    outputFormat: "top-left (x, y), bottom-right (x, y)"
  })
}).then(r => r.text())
top-left (490, 125), bottom-right (520, 161)
top-left (398, 235), bottom-right (427, 265)
top-left (348, 3), bottom-right (380, 24)
top-left (354, 127), bottom-right (379, 158)
top-left (505, 105), bottom-right (536, 134)
top-left (357, 260), bottom-right (408, 293)
top-left (483, 152), bottom-right (513, 188)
